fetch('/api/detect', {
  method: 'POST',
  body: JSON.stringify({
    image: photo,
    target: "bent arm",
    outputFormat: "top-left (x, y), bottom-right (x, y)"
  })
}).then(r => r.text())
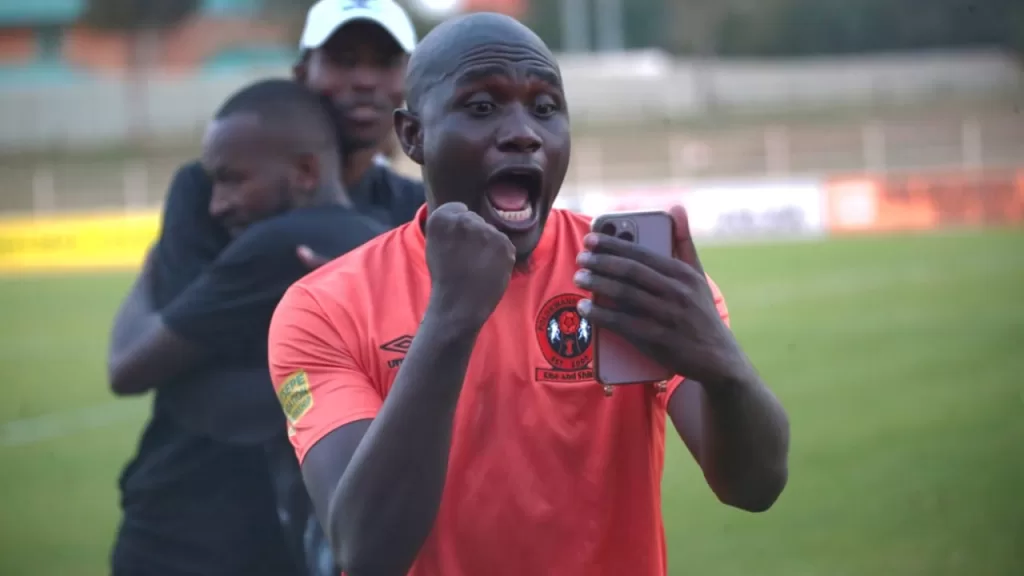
top-left (667, 278), bottom-right (789, 512)
top-left (108, 162), bottom-right (222, 396)
top-left (107, 247), bottom-right (202, 396)
top-left (106, 276), bottom-right (201, 396)
top-left (108, 314), bottom-right (201, 396)
top-left (304, 310), bottom-right (478, 576)
top-left (109, 217), bottom-right (322, 395)
top-left (668, 365), bottom-right (790, 513)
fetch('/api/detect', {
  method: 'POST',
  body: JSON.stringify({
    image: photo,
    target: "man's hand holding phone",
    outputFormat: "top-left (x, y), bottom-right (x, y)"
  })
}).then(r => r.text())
top-left (574, 206), bottom-right (741, 387)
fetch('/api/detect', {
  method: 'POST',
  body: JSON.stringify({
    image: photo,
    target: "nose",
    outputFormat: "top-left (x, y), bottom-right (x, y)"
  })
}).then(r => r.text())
top-left (349, 64), bottom-right (381, 92)
top-left (496, 106), bottom-right (542, 154)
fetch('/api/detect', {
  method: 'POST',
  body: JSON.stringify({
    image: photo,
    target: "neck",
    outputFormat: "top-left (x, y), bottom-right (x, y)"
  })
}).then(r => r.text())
top-left (308, 181), bottom-right (351, 209)
top-left (342, 147), bottom-right (377, 189)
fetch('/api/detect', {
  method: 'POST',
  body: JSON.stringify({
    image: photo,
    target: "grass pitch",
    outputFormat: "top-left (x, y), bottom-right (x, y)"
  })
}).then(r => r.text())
top-left (1, 229), bottom-right (1022, 576)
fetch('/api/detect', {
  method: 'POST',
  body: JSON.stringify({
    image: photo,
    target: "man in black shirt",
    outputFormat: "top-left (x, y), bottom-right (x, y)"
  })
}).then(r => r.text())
top-left (109, 80), bottom-right (383, 576)
top-left (110, 2), bottom-right (428, 572)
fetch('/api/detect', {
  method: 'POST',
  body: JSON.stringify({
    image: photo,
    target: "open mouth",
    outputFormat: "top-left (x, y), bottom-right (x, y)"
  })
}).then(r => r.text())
top-left (484, 166), bottom-right (543, 231)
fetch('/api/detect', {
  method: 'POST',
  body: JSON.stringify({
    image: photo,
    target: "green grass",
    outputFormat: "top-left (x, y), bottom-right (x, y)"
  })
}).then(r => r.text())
top-left (1, 229), bottom-right (1022, 575)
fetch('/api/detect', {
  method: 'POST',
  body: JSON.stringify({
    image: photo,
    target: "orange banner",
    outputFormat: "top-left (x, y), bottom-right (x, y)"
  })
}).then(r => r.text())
top-left (825, 170), bottom-right (1024, 234)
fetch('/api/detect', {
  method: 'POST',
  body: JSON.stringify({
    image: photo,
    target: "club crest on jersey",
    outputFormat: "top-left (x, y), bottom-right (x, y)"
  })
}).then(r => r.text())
top-left (534, 293), bottom-right (594, 382)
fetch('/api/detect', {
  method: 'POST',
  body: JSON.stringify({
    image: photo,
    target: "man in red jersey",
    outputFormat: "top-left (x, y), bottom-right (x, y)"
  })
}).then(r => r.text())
top-left (267, 12), bottom-right (790, 576)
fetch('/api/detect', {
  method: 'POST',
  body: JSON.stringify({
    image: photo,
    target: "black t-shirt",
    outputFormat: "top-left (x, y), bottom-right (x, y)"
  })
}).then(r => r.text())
top-left (116, 160), bottom-right (421, 572)
top-left (163, 205), bottom-right (383, 359)
top-left (151, 162), bottom-right (230, 306)
top-left (116, 162), bottom-right (296, 575)
top-left (158, 205), bottom-right (385, 443)
top-left (348, 163), bottom-right (424, 227)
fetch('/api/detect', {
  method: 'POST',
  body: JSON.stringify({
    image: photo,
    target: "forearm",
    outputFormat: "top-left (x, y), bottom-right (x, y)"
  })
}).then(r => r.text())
top-left (699, 359), bottom-right (790, 512)
top-left (109, 316), bottom-right (193, 396)
top-left (108, 264), bottom-right (159, 395)
top-left (329, 309), bottom-right (479, 575)
top-left (108, 286), bottom-right (203, 396)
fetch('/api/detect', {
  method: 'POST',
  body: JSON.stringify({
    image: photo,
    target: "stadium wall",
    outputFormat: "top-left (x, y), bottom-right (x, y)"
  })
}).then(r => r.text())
top-left (1, 49), bottom-right (1020, 152)
top-left (1, 169), bottom-right (1021, 275)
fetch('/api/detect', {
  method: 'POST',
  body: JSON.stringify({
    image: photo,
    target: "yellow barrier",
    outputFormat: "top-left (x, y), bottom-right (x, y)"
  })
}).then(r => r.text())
top-left (0, 210), bottom-right (161, 274)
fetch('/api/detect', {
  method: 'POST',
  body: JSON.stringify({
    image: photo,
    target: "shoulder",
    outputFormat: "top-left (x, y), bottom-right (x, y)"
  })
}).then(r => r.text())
top-left (379, 167), bottom-right (425, 206)
top-left (556, 208), bottom-right (592, 228)
top-left (385, 169), bottom-right (424, 197)
top-left (254, 206), bottom-right (379, 239)
top-left (272, 228), bottom-right (401, 345)
top-left (293, 219), bottom-right (410, 295)
top-left (236, 206), bottom-right (383, 260)
top-left (165, 161), bottom-right (210, 204)
top-left (174, 160), bottom-right (207, 182)
top-left (161, 161), bottom-right (215, 229)
top-left (551, 208), bottom-right (593, 242)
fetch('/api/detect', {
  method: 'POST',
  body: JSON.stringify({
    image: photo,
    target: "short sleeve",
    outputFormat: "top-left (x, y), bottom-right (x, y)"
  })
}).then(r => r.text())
top-left (661, 274), bottom-right (731, 403)
top-left (160, 218), bottom-right (308, 358)
top-left (268, 285), bottom-right (382, 463)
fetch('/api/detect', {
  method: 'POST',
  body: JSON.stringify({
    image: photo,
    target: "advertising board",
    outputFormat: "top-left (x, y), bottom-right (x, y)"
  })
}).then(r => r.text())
top-left (0, 210), bottom-right (160, 274)
top-left (576, 179), bottom-right (827, 239)
top-left (825, 170), bottom-right (1024, 234)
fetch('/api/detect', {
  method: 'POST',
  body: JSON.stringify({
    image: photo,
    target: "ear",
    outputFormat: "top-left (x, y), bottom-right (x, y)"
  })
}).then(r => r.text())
top-left (293, 152), bottom-right (321, 196)
top-left (394, 108), bottom-right (424, 165)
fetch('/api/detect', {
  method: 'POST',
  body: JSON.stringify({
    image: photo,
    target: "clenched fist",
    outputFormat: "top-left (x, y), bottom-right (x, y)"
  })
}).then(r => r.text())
top-left (425, 202), bottom-right (516, 331)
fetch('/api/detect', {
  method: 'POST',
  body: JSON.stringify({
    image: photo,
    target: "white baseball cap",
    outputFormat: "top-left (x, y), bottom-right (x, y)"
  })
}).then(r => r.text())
top-left (299, 0), bottom-right (417, 54)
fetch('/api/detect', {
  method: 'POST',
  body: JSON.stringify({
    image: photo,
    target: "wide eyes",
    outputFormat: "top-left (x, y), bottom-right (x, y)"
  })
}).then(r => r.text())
top-left (533, 95), bottom-right (559, 118)
top-left (465, 98), bottom-right (497, 117)
top-left (463, 93), bottom-right (562, 119)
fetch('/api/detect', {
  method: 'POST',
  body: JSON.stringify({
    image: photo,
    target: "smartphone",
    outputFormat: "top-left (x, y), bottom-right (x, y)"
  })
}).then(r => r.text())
top-left (590, 211), bottom-right (675, 388)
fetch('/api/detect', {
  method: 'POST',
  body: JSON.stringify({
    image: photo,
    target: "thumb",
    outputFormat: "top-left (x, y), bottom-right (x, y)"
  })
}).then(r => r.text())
top-left (296, 245), bottom-right (329, 270)
top-left (669, 205), bottom-right (704, 274)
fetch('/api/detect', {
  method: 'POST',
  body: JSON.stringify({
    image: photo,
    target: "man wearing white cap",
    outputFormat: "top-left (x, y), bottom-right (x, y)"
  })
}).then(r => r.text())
top-left (284, 3), bottom-right (427, 573)
top-left (293, 0), bottom-right (424, 230)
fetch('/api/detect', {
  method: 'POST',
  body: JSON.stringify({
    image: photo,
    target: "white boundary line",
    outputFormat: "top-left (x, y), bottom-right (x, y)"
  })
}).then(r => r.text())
top-left (0, 401), bottom-right (143, 448)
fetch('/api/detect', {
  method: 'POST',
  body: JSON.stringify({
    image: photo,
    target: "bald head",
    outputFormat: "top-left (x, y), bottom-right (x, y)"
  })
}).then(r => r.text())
top-left (405, 12), bottom-right (557, 114)
top-left (391, 13), bottom-right (570, 263)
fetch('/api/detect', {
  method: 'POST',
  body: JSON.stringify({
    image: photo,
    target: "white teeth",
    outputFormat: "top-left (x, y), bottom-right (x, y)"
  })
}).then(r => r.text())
top-left (495, 204), bottom-right (534, 222)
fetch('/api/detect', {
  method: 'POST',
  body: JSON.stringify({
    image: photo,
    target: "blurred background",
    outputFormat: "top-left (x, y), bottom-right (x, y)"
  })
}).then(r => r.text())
top-left (0, 1), bottom-right (1022, 575)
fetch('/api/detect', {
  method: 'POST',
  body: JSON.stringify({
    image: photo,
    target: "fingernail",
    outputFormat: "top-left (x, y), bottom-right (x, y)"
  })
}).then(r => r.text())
top-left (577, 299), bottom-right (592, 317)
top-left (577, 251), bottom-right (592, 266)
top-left (584, 234), bottom-right (599, 248)
top-left (573, 269), bottom-right (591, 287)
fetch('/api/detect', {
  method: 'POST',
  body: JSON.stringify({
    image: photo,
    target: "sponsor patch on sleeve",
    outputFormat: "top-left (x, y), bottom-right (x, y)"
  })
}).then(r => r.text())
top-left (278, 371), bottom-right (314, 424)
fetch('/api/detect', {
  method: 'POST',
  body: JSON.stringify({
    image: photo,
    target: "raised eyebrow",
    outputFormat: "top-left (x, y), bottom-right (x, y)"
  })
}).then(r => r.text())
top-left (453, 64), bottom-right (562, 89)
top-left (528, 67), bottom-right (562, 89)
top-left (454, 64), bottom-right (509, 88)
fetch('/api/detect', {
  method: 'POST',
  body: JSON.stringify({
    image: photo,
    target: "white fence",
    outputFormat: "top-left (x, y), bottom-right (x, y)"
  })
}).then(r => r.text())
top-left (0, 48), bottom-right (1021, 152)
top-left (2, 110), bottom-right (1021, 215)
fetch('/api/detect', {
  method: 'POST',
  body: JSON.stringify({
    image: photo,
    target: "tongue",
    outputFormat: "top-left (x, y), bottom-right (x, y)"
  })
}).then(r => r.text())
top-left (487, 184), bottom-right (530, 211)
